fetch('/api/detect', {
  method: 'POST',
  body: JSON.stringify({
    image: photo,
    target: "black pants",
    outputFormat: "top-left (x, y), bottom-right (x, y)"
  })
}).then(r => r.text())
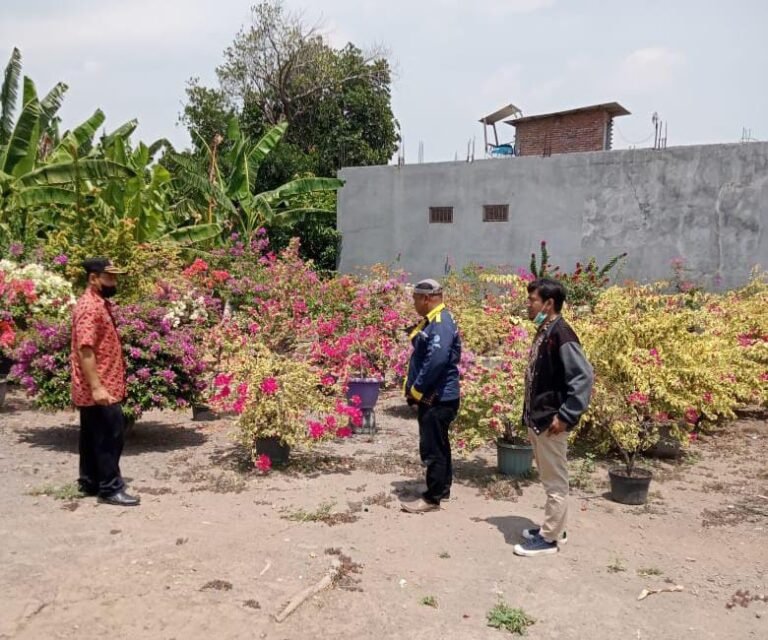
top-left (78, 404), bottom-right (125, 497)
top-left (418, 399), bottom-right (459, 504)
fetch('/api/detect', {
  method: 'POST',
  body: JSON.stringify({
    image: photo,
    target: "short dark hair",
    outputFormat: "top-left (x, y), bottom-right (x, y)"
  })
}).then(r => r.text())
top-left (527, 278), bottom-right (566, 312)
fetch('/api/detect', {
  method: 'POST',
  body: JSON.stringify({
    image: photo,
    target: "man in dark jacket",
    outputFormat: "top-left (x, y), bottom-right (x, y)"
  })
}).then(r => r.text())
top-left (514, 278), bottom-right (593, 556)
top-left (401, 279), bottom-right (462, 514)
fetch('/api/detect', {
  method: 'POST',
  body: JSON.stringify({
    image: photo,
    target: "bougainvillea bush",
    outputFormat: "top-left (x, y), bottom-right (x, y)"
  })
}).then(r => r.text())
top-left (11, 300), bottom-right (208, 421)
top-left (0, 260), bottom-right (75, 358)
top-left (209, 342), bottom-right (362, 465)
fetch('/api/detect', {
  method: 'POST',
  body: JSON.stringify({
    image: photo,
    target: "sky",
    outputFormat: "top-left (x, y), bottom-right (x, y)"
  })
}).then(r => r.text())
top-left (2, 0), bottom-right (766, 163)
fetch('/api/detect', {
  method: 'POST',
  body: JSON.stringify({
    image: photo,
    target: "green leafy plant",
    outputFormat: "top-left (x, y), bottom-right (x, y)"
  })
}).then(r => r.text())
top-left (486, 602), bottom-right (535, 635)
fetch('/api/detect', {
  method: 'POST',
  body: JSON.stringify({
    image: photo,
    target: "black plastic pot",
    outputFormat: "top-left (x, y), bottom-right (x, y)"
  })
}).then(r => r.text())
top-left (0, 377), bottom-right (7, 408)
top-left (0, 356), bottom-right (13, 377)
top-left (255, 436), bottom-right (291, 466)
top-left (609, 467), bottom-right (653, 505)
top-left (192, 404), bottom-right (217, 422)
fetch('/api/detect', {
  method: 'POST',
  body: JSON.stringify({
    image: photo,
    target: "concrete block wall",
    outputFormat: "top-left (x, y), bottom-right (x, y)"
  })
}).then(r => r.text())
top-left (337, 142), bottom-right (768, 290)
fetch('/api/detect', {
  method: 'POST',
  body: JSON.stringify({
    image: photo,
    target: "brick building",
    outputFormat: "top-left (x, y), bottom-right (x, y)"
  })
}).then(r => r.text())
top-left (508, 102), bottom-right (630, 156)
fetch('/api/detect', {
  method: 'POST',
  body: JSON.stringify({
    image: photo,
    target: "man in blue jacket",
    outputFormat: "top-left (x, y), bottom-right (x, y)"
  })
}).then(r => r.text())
top-left (401, 279), bottom-right (462, 514)
top-left (514, 278), bottom-right (593, 556)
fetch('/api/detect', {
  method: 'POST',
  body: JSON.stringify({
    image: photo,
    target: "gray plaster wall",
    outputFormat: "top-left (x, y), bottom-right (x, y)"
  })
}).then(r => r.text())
top-left (337, 142), bottom-right (768, 289)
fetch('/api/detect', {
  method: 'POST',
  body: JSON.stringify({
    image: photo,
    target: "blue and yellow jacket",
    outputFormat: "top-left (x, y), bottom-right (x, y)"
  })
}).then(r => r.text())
top-left (404, 303), bottom-right (461, 404)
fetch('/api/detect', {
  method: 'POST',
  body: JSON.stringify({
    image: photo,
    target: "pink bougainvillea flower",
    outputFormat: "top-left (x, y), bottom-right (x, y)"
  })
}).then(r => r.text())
top-left (335, 426), bottom-right (352, 438)
top-left (320, 374), bottom-right (336, 386)
top-left (260, 377), bottom-right (279, 395)
top-left (684, 408), bottom-right (700, 425)
top-left (350, 394), bottom-right (362, 407)
top-left (688, 432), bottom-right (699, 443)
top-left (255, 454), bottom-right (272, 473)
top-left (213, 373), bottom-right (233, 387)
top-left (308, 420), bottom-right (326, 439)
top-left (628, 391), bottom-right (649, 406)
top-left (702, 392), bottom-right (713, 404)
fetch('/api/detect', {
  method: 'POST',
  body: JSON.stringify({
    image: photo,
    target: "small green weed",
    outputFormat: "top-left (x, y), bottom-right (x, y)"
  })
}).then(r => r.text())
top-left (420, 595), bottom-right (438, 608)
top-left (637, 567), bottom-right (663, 577)
top-left (486, 602), bottom-right (535, 635)
top-left (28, 482), bottom-right (83, 500)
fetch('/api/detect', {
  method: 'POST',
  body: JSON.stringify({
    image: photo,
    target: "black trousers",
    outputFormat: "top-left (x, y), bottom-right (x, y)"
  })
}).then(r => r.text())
top-left (418, 399), bottom-right (459, 504)
top-left (78, 404), bottom-right (125, 497)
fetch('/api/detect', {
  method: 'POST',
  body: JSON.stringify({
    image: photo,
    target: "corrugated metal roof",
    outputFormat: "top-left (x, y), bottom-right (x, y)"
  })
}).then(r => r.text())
top-left (479, 104), bottom-right (522, 125)
top-left (506, 102), bottom-right (630, 126)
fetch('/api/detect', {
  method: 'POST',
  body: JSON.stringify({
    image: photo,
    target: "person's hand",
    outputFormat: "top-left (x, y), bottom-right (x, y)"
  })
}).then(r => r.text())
top-left (92, 385), bottom-right (115, 406)
top-left (547, 415), bottom-right (568, 436)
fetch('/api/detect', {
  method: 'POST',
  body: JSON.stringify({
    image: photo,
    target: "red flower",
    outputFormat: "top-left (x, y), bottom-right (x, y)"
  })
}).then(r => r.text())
top-left (684, 408), bottom-right (700, 425)
top-left (335, 427), bottom-right (352, 438)
top-left (211, 270), bottom-right (231, 283)
top-left (183, 258), bottom-right (209, 277)
top-left (255, 454), bottom-right (272, 473)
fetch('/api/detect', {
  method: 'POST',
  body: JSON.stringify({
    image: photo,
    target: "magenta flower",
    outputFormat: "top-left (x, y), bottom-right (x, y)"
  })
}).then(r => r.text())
top-left (308, 421), bottom-right (325, 439)
top-left (628, 391), bottom-right (649, 406)
top-left (214, 373), bottom-right (233, 387)
top-left (255, 454), bottom-right (272, 473)
top-left (335, 427), bottom-right (352, 438)
top-left (260, 377), bottom-right (279, 395)
top-left (53, 254), bottom-right (69, 266)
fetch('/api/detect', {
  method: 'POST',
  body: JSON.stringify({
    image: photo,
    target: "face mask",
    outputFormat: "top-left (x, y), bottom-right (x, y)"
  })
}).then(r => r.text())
top-left (533, 311), bottom-right (548, 327)
top-left (99, 284), bottom-right (117, 299)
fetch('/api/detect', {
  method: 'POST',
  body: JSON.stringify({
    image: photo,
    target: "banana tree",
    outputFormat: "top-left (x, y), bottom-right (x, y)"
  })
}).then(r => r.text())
top-left (0, 58), bottom-right (134, 245)
top-left (171, 118), bottom-right (343, 243)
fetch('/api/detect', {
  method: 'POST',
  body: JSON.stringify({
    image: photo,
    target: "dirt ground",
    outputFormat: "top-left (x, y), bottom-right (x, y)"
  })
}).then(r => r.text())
top-left (1, 388), bottom-right (767, 640)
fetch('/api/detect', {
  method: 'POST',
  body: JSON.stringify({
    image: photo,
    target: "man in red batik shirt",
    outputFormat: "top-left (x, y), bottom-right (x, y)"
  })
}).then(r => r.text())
top-left (71, 258), bottom-right (139, 506)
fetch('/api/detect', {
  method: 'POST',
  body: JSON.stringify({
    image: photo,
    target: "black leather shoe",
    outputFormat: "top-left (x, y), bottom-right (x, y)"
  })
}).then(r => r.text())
top-left (98, 490), bottom-right (140, 506)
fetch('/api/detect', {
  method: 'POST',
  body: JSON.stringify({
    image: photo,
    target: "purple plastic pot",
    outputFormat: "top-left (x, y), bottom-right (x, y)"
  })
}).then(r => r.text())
top-left (346, 377), bottom-right (381, 410)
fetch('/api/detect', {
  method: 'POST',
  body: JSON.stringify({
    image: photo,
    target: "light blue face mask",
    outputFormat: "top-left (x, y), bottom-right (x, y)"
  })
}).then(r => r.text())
top-left (533, 311), bottom-right (548, 327)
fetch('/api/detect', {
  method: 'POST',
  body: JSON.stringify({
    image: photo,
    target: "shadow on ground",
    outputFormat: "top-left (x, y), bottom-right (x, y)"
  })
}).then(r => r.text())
top-left (16, 420), bottom-right (207, 455)
top-left (479, 515), bottom-right (538, 546)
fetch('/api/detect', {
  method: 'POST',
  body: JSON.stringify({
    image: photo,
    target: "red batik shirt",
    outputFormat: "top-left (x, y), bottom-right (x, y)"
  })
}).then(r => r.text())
top-left (70, 288), bottom-right (126, 407)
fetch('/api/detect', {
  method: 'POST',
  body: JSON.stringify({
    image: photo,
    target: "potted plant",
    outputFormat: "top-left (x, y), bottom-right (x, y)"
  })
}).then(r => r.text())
top-left (211, 343), bottom-right (358, 467)
top-left (586, 384), bottom-right (659, 505)
top-left (496, 418), bottom-right (534, 478)
top-left (452, 334), bottom-right (531, 476)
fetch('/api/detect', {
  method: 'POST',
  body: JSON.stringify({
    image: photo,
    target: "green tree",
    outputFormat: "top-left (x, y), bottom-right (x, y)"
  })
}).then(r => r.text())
top-left (171, 118), bottom-right (342, 244)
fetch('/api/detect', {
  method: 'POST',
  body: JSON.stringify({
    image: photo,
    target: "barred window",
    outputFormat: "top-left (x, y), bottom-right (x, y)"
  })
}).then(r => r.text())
top-left (483, 204), bottom-right (509, 222)
top-left (429, 206), bottom-right (454, 223)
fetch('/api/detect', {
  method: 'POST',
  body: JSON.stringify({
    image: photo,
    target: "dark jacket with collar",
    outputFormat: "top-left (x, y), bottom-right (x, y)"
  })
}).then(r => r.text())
top-left (523, 316), bottom-right (594, 434)
top-left (405, 304), bottom-right (461, 404)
